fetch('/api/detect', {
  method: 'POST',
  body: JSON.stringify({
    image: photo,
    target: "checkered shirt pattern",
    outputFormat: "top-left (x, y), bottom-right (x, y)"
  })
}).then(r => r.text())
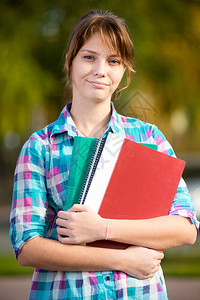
top-left (10, 102), bottom-right (199, 300)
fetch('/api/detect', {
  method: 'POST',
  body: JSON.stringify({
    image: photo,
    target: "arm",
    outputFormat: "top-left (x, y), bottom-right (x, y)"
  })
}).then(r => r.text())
top-left (11, 135), bottom-right (163, 279)
top-left (57, 205), bottom-right (197, 251)
top-left (57, 125), bottom-right (198, 251)
top-left (18, 236), bottom-right (164, 279)
top-left (107, 215), bottom-right (197, 250)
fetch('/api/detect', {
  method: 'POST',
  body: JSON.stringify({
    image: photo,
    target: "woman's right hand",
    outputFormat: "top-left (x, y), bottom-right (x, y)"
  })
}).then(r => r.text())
top-left (120, 246), bottom-right (164, 279)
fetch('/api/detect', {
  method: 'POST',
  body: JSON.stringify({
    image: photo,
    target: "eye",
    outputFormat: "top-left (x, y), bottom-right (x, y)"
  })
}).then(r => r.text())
top-left (84, 55), bottom-right (95, 61)
top-left (109, 58), bottom-right (121, 65)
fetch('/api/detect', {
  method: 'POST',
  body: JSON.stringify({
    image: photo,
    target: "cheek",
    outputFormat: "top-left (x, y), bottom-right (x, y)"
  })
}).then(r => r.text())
top-left (112, 71), bottom-right (124, 86)
top-left (72, 65), bottom-right (91, 84)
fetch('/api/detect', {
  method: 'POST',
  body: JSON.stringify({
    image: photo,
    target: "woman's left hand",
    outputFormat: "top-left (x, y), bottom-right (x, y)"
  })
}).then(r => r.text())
top-left (56, 204), bottom-right (107, 244)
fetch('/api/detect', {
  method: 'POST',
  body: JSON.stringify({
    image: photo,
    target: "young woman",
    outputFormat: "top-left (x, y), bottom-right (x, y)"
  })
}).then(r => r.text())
top-left (10, 9), bottom-right (198, 300)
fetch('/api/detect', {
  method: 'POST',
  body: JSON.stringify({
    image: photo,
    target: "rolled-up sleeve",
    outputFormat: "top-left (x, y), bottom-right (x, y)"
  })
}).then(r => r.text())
top-left (9, 136), bottom-right (48, 257)
top-left (152, 125), bottom-right (199, 231)
top-left (169, 177), bottom-right (199, 227)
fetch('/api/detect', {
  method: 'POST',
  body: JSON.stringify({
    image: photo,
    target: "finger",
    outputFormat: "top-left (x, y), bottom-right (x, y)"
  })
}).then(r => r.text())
top-left (57, 226), bottom-right (70, 236)
top-left (58, 234), bottom-right (78, 245)
top-left (156, 251), bottom-right (164, 260)
top-left (158, 252), bottom-right (164, 260)
top-left (154, 265), bottom-right (160, 273)
top-left (56, 217), bottom-right (69, 227)
top-left (57, 210), bottom-right (68, 218)
top-left (57, 210), bottom-right (74, 220)
top-left (146, 273), bottom-right (155, 279)
top-left (58, 234), bottom-right (71, 244)
top-left (156, 260), bottom-right (162, 267)
top-left (145, 266), bottom-right (160, 279)
top-left (139, 272), bottom-right (154, 280)
top-left (67, 204), bottom-right (89, 213)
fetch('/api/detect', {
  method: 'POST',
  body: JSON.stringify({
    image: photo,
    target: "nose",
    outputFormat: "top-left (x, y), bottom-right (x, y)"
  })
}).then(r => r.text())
top-left (93, 60), bottom-right (106, 77)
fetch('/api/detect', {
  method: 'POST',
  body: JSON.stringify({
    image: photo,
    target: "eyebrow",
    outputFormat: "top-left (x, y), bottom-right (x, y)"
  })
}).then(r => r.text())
top-left (80, 49), bottom-right (120, 57)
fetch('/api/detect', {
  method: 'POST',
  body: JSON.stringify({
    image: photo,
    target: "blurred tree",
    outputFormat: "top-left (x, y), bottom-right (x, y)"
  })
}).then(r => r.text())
top-left (0, 0), bottom-right (60, 137)
top-left (0, 0), bottom-right (200, 181)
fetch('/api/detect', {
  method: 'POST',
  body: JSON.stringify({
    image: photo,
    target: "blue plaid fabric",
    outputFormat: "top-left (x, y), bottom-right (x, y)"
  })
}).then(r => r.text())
top-left (10, 102), bottom-right (199, 299)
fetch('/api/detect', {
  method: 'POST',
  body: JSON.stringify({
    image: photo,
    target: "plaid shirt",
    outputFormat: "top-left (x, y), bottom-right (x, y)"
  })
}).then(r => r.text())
top-left (10, 102), bottom-right (199, 300)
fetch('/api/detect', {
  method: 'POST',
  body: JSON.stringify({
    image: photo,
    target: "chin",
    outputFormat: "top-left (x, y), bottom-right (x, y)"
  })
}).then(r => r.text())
top-left (91, 96), bottom-right (111, 103)
top-left (89, 92), bottom-right (112, 102)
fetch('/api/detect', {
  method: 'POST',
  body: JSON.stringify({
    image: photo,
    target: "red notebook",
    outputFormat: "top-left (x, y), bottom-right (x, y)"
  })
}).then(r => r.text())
top-left (80, 133), bottom-right (186, 249)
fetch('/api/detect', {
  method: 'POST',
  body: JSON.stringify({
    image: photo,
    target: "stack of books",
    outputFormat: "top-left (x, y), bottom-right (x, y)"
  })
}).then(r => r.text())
top-left (64, 132), bottom-right (185, 248)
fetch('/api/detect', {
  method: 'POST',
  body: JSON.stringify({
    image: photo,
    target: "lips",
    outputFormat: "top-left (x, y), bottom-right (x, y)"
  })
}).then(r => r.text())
top-left (88, 81), bottom-right (109, 88)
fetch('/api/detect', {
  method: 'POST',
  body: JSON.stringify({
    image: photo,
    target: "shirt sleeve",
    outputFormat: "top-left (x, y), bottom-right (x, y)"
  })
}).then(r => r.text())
top-left (152, 125), bottom-right (199, 231)
top-left (9, 135), bottom-right (48, 257)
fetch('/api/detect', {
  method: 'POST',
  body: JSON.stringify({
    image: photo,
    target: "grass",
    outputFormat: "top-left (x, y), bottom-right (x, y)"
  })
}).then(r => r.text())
top-left (162, 253), bottom-right (200, 277)
top-left (0, 253), bottom-right (34, 276)
top-left (162, 237), bottom-right (200, 277)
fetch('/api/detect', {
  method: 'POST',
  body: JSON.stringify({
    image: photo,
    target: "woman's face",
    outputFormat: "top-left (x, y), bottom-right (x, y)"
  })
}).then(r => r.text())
top-left (71, 33), bottom-right (125, 104)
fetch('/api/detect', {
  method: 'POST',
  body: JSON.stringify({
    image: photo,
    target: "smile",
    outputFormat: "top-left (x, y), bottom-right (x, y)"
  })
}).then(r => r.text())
top-left (88, 81), bottom-right (109, 88)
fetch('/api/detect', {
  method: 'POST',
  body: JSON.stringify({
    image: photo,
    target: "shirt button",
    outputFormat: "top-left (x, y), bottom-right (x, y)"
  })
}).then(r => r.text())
top-left (106, 275), bottom-right (110, 281)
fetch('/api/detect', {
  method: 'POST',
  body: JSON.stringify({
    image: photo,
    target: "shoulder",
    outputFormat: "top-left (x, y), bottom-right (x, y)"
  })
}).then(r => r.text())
top-left (117, 113), bottom-right (174, 156)
top-left (19, 122), bottom-right (55, 159)
top-left (117, 112), bottom-right (153, 128)
top-left (30, 122), bottom-right (54, 145)
top-left (117, 112), bottom-right (155, 139)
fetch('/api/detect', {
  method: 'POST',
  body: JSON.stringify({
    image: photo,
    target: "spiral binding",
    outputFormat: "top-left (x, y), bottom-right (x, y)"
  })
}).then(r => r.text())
top-left (79, 138), bottom-right (106, 205)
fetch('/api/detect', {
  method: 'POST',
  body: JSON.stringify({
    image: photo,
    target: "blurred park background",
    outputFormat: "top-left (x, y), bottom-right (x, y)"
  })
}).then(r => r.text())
top-left (0, 0), bottom-right (200, 297)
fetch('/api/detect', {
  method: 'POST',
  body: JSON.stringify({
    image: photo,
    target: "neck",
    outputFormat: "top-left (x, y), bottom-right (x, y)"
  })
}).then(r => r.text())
top-left (70, 99), bottom-right (112, 138)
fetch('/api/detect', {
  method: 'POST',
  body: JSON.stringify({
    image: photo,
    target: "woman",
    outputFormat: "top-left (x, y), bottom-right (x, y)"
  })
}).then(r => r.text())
top-left (10, 9), bottom-right (198, 299)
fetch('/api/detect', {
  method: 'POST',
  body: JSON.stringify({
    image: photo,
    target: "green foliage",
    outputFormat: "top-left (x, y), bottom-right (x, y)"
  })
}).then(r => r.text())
top-left (1, 0), bottom-right (200, 154)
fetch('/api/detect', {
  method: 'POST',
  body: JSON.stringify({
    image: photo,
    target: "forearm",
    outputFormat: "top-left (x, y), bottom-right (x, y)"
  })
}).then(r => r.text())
top-left (18, 236), bottom-right (164, 279)
top-left (108, 215), bottom-right (197, 250)
top-left (18, 236), bottom-right (121, 272)
top-left (56, 205), bottom-right (197, 250)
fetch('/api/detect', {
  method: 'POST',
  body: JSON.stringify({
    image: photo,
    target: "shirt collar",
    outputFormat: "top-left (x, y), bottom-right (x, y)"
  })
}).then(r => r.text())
top-left (108, 102), bottom-right (126, 137)
top-left (51, 102), bottom-right (77, 138)
top-left (51, 102), bottom-right (125, 138)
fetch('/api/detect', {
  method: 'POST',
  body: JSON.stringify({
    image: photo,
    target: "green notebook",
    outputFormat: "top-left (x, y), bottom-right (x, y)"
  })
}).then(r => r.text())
top-left (64, 137), bottom-right (105, 210)
top-left (64, 135), bottom-right (158, 211)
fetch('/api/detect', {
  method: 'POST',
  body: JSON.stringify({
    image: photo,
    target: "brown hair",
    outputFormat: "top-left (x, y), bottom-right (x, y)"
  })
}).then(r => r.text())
top-left (63, 9), bottom-right (135, 101)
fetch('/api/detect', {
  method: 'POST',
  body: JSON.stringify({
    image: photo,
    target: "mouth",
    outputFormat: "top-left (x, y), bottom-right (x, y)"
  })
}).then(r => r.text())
top-left (88, 81), bottom-right (109, 88)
